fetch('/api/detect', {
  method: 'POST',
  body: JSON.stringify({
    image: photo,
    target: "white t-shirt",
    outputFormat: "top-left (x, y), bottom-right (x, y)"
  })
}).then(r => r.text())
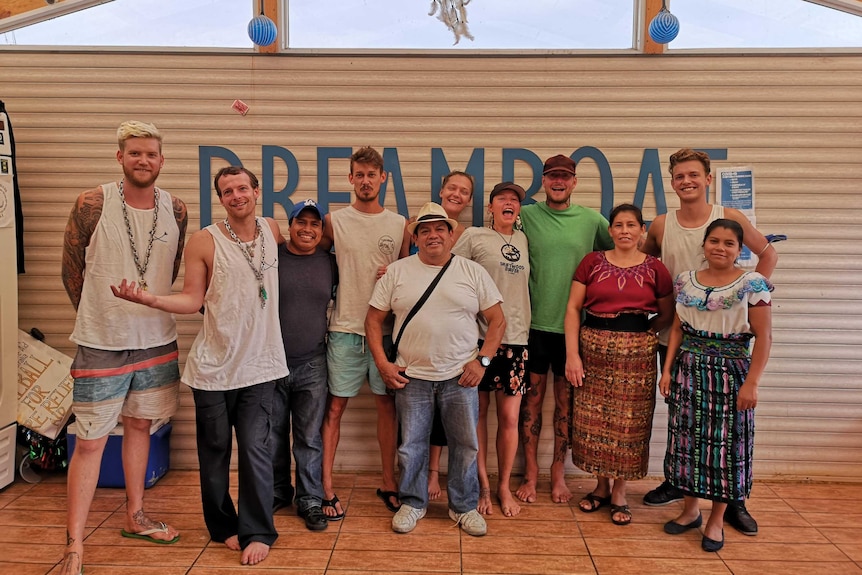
top-left (452, 227), bottom-right (530, 345)
top-left (369, 254), bottom-right (503, 381)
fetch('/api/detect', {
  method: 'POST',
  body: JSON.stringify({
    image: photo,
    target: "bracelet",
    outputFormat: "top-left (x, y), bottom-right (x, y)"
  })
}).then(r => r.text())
top-left (429, 469), bottom-right (439, 473)
top-left (757, 243), bottom-right (773, 256)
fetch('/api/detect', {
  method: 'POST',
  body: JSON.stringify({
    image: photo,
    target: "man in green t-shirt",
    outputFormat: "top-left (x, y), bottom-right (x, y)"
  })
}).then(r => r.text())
top-left (516, 154), bottom-right (613, 504)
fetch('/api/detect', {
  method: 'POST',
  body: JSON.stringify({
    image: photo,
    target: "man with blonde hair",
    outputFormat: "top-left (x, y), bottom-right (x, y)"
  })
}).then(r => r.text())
top-left (61, 120), bottom-right (187, 575)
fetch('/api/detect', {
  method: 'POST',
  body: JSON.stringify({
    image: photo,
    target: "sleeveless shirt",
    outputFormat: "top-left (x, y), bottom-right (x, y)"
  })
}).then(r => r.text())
top-left (71, 182), bottom-right (179, 351)
top-left (329, 206), bottom-right (405, 336)
top-left (182, 218), bottom-right (289, 391)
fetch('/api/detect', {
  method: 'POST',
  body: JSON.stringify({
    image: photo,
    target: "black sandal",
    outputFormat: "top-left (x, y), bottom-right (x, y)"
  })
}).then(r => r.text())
top-left (610, 504), bottom-right (632, 525)
top-left (322, 495), bottom-right (345, 521)
top-left (578, 492), bottom-right (611, 513)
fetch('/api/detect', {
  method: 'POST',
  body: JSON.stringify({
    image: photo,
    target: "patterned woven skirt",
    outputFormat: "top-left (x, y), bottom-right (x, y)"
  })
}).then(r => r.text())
top-left (664, 324), bottom-right (755, 503)
top-left (570, 325), bottom-right (658, 479)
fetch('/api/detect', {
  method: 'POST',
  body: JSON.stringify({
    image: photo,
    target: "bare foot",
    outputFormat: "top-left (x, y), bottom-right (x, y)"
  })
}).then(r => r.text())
top-left (478, 487), bottom-right (493, 515)
top-left (224, 535), bottom-right (241, 551)
top-left (428, 470), bottom-right (442, 501)
top-left (61, 551), bottom-right (83, 575)
top-left (498, 488), bottom-right (521, 517)
top-left (550, 464), bottom-right (572, 503)
top-left (241, 541), bottom-right (270, 565)
top-left (124, 510), bottom-right (180, 542)
top-left (515, 479), bottom-right (537, 503)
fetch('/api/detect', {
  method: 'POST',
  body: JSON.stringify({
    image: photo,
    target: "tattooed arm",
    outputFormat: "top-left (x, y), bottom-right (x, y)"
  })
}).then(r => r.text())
top-left (172, 196), bottom-right (189, 284)
top-left (61, 188), bottom-right (104, 310)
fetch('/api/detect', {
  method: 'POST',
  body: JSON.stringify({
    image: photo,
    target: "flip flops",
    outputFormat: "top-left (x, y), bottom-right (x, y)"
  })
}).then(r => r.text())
top-left (376, 488), bottom-right (401, 513)
top-left (578, 492), bottom-right (611, 513)
top-left (322, 495), bottom-right (345, 521)
top-left (120, 521), bottom-right (180, 544)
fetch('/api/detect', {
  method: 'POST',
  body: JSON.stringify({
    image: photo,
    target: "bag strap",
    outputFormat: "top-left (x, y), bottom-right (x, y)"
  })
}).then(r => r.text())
top-left (390, 255), bottom-right (454, 358)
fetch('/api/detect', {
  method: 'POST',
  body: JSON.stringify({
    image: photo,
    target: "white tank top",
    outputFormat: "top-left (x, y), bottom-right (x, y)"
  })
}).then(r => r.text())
top-left (658, 204), bottom-right (725, 345)
top-left (71, 182), bottom-right (179, 350)
top-left (329, 206), bottom-right (405, 336)
top-left (182, 219), bottom-right (289, 391)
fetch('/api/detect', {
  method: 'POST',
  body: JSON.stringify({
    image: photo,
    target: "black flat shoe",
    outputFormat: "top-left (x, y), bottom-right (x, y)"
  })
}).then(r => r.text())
top-left (663, 513), bottom-right (703, 534)
top-left (702, 529), bottom-right (725, 552)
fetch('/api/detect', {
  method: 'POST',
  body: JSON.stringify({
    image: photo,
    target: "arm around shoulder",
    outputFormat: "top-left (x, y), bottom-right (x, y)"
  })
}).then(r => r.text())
top-left (726, 207), bottom-right (778, 279)
top-left (641, 214), bottom-right (665, 257)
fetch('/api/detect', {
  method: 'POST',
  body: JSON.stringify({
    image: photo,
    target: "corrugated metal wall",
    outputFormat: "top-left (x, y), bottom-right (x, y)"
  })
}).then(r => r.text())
top-left (2, 51), bottom-right (860, 479)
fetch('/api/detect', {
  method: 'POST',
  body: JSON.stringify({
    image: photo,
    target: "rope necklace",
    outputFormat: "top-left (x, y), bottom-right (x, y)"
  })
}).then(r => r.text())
top-left (223, 218), bottom-right (268, 308)
top-left (118, 179), bottom-right (160, 291)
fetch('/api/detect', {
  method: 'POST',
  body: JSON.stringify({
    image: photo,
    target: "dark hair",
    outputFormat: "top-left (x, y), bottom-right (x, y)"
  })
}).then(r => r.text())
top-left (608, 203), bottom-right (644, 226)
top-left (214, 166), bottom-right (259, 197)
top-left (703, 218), bottom-right (743, 247)
top-left (350, 146), bottom-right (384, 173)
top-left (668, 148), bottom-right (711, 175)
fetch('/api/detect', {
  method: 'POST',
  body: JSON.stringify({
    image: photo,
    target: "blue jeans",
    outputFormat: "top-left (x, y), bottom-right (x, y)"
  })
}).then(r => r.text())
top-left (395, 376), bottom-right (479, 513)
top-left (271, 355), bottom-right (328, 512)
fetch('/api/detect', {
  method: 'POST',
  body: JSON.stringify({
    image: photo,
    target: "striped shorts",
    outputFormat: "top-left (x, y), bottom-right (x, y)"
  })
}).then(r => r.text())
top-left (70, 341), bottom-right (180, 440)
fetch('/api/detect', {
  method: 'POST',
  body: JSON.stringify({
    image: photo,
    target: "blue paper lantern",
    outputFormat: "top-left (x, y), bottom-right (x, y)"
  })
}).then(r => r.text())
top-left (649, 7), bottom-right (680, 44)
top-left (248, 14), bottom-right (277, 47)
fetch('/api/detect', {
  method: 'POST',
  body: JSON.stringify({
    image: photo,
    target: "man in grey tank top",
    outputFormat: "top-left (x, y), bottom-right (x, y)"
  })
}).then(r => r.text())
top-left (641, 148), bottom-right (778, 536)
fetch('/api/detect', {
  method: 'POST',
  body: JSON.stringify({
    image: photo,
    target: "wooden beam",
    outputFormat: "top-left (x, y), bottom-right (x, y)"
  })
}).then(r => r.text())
top-left (257, 0), bottom-right (279, 54)
top-left (0, 0), bottom-right (64, 21)
top-left (643, 0), bottom-right (665, 54)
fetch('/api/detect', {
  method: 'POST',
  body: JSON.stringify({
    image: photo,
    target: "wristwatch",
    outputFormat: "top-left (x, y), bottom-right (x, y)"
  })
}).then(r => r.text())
top-left (478, 355), bottom-right (491, 368)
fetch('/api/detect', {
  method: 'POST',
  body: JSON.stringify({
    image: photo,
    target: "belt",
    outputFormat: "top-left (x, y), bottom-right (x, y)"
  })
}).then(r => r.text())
top-left (583, 313), bottom-right (650, 333)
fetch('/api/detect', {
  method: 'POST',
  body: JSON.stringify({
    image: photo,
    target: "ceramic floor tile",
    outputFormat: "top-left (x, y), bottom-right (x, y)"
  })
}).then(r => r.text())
top-left (744, 510), bottom-right (813, 528)
top-left (461, 552), bottom-right (596, 574)
top-left (716, 542), bottom-right (850, 562)
top-left (837, 543), bottom-right (862, 562)
top-left (188, 569), bottom-right (324, 575)
top-left (592, 556), bottom-right (731, 575)
top-left (723, 525), bottom-right (828, 544)
top-left (475, 518), bottom-right (582, 538)
top-left (799, 511), bottom-right (862, 527)
top-left (82, 525), bottom-right (211, 547)
top-left (722, 560), bottom-right (862, 574)
top-left (3, 563), bottom-right (56, 575)
top-left (587, 536), bottom-right (709, 558)
top-left (328, 549), bottom-right (460, 572)
top-left (817, 526), bottom-right (862, 545)
top-left (77, 543), bottom-right (204, 566)
top-left (6, 495), bottom-right (121, 512)
top-left (326, 571), bottom-right (457, 575)
top-left (49, 567), bottom-right (191, 575)
top-left (0, 508), bottom-right (111, 527)
top-left (270, 527), bottom-right (339, 549)
top-left (335, 532), bottom-right (459, 552)
top-left (782, 498), bottom-right (853, 514)
top-left (766, 483), bottom-right (862, 500)
top-left (1, 542), bottom-right (66, 564)
top-left (0, 525), bottom-right (69, 543)
top-left (461, 534), bottom-right (588, 555)
top-left (194, 546), bottom-right (331, 570)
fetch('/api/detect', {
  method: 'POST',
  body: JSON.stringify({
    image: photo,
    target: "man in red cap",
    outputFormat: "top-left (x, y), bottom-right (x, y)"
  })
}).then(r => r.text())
top-left (517, 154), bottom-right (613, 504)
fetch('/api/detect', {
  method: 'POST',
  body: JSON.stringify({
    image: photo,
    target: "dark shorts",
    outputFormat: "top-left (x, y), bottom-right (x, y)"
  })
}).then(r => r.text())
top-left (478, 343), bottom-right (529, 396)
top-left (526, 329), bottom-right (566, 377)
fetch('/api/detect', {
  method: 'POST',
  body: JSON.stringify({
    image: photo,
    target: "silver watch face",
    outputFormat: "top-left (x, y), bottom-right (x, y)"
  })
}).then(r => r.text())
top-left (479, 355), bottom-right (491, 367)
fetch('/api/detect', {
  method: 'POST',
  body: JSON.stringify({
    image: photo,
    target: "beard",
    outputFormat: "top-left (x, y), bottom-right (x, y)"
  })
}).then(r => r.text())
top-left (123, 166), bottom-right (160, 189)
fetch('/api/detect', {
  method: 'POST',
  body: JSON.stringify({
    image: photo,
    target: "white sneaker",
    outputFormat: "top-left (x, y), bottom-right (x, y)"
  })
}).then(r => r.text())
top-left (392, 504), bottom-right (426, 533)
top-left (449, 508), bottom-right (487, 536)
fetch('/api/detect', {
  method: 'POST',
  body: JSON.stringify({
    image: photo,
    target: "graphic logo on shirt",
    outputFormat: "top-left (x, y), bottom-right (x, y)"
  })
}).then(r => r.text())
top-left (378, 235), bottom-right (396, 256)
top-left (501, 243), bottom-right (521, 262)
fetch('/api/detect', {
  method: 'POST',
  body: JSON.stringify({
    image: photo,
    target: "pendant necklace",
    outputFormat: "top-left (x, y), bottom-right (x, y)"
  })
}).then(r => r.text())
top-left (494, 228), bottom-right (520, 262)
top-left (223, 218), bottom-right (268, 308)
top-left (118, 179), bottom-right (160, 291)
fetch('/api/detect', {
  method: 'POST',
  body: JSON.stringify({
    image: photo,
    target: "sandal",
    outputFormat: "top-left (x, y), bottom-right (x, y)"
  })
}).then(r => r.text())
top-left (610, 504), bottom-right (632, 526)
top-left (376, 488), bottom-right (401, 513)
top-left (322, 495), bottom-right (345, 521)
top-left (578, 492), bottom-right (611, 513)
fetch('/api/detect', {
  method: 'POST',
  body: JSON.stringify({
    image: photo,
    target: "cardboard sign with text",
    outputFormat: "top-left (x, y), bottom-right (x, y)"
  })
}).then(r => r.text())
top-left (18, 330), bottom-right (74, 439)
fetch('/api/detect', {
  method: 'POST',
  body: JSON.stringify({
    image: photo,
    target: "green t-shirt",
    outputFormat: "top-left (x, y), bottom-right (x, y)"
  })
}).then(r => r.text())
top-left (520, 202), bottom-right (613, 333)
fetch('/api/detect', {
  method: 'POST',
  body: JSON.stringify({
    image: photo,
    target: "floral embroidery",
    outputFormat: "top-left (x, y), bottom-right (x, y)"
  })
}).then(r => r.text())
top-left (674, 271), bottom-right (774, 311)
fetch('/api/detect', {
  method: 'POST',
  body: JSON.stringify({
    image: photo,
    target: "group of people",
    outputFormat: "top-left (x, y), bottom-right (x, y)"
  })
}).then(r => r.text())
top-left (59, 120), bottom-right (777, 574)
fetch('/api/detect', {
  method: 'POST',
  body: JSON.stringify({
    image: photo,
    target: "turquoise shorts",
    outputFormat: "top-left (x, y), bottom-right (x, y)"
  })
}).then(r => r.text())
top-left (326, 332), bottom-right (392, 397)
top-left (70, 341), bottom-right (180, 440)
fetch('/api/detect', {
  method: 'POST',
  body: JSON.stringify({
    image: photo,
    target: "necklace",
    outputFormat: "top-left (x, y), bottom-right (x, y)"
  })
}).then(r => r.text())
top-left (223, 218), bottom-right (268, 308)
top-left (118, 179), bottom-right (160, 291)
top-left (493, 228), bottom-right (520, 262)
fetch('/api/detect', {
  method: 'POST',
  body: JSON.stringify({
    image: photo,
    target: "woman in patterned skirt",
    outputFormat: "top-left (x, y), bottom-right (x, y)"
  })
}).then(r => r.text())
top-left (564, 203), bottom-right (674, 525)
top-left (660, 218), bottom-right (773, 552)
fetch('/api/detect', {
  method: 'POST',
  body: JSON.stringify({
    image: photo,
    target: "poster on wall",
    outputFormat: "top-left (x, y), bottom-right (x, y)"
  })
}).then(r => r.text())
top-left (0, 153), bottom-right (12, 228)
top-left (717, 166), bottom-right (756, 267)
top-left (18, 330), bottom-right (75, 440)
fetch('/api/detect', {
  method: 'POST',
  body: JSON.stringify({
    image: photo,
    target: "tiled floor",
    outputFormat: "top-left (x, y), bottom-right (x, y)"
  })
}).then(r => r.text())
top-left (1, 470), bottom-right (861, 574)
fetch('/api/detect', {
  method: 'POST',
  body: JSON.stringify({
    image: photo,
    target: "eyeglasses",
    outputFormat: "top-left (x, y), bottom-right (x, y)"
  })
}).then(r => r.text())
top-left (544, 171), bottom-right (575, 181)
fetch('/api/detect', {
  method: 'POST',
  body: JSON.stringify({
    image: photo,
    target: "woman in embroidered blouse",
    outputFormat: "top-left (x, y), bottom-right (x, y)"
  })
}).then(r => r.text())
top-left (564, 203), bottom-right (674, 526)
top-left (660, 218), bottom-right (773, 553)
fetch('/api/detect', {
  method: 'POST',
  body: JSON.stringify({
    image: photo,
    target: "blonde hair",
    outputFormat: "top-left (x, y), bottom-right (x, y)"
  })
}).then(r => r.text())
top-left (117, 120), bottom-right (162, 151)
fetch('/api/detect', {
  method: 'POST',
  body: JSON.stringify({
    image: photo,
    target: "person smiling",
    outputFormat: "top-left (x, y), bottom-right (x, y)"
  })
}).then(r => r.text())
top-left (660, 218), bottom-right (773, 552)
top-left (564, 203), bottom-right (673, 526)
top-left (452, 182), bottom-right (531, 518)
